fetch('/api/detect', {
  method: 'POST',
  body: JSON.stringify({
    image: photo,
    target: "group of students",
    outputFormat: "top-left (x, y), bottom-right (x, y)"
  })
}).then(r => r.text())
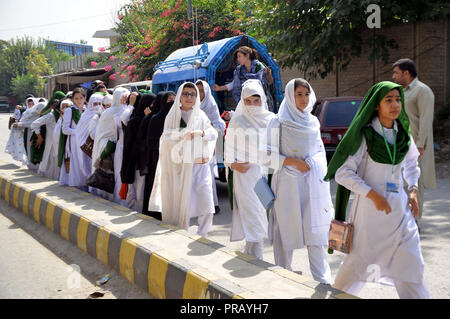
top-left (157, 76), bottom-right (429, 299)
top-left (5, 73), bottom-right (430, 299)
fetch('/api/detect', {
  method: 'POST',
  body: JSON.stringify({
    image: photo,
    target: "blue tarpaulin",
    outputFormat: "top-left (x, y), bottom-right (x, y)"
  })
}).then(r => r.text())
top-left (152, 35), bottom-right (284, 109)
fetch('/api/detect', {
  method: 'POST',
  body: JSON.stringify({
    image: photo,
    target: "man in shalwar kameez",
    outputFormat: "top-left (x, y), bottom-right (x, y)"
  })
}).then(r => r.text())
top-left (392, 58), bottom-right (436, 224)
top-left (325, 81), bottom-right (430, 299)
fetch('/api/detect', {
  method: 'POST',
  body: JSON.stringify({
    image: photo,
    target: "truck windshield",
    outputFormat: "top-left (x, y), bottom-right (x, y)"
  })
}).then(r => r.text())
top-left (324, 100), bottom-right (361, 127)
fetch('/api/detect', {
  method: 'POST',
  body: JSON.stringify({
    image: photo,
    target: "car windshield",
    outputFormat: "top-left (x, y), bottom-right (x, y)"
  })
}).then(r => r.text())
top-left (324, 100), bottom-right (361, 127)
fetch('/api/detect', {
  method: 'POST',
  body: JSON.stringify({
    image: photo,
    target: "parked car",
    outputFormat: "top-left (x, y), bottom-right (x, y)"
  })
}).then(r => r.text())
top-left (0, 96), bottom-right (11, 112)
top-left (312, 96), bottom-right (363, 161)
top-left (114, 80), bottom-right (153, 93)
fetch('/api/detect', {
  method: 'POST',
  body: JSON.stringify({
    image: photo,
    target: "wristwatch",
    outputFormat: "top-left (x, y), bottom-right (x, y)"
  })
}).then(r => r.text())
top-left (408, 185), bottom-right (419, 192)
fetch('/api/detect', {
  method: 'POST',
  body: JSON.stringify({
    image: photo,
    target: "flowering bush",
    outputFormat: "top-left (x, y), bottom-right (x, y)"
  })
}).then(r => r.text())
top-left (109, 0), bottom-right (249, 82)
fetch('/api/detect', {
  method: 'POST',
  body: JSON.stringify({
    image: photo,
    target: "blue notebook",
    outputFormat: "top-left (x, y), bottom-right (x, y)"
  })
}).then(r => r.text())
top-left (254, 177), bottom-right (275, 210)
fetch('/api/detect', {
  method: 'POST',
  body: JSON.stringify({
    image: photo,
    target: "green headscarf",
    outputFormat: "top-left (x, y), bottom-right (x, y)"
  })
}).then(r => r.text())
top-left (30, 91), bottom-right (66, 164)
top-left (41, 91), bottom-right (66, 115)
top-left (324, 81), bottom-right (411, 222)
top-left (57, 106), bottom-right (82, 167)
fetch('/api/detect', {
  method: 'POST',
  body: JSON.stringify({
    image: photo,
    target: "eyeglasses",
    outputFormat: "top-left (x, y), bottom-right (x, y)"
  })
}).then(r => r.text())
top-left (181, 92), bottom-right (197, 98)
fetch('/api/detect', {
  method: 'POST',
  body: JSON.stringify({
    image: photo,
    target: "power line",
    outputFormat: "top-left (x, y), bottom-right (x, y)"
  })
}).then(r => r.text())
top-left (0, 12), bottom-right (116, 32)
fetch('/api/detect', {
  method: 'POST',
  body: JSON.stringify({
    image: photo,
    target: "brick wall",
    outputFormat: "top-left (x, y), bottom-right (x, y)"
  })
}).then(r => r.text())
top-left (280, 18), bottom-right (450, 110)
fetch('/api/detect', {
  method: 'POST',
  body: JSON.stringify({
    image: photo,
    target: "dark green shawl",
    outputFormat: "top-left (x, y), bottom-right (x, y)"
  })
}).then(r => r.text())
top-left (30, 91), bottom-right (66, 164)
top-left (324, 81), bottom-right (411, 222)
top-left (57, 106), bottom-right (82, 167)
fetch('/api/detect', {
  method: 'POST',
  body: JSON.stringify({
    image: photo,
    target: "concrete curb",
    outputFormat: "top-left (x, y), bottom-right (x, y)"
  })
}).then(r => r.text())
top-left (0, 162), bottom-right (357, 299)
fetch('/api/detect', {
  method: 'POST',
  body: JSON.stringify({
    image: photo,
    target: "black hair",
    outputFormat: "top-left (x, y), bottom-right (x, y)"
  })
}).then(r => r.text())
top-left (72, 87), bottom-right (86, 98)
top-left (38, 98), bottom-right (46, 102)
top-left (293, 78), bottom-right (311, 92)
top-left (233, 46), bottom-right (259, 62)
top-left (52, 99), bottom-right (61, 110)
top-left (183, 82), bottom-right (197, 91)
top-left (393, 58), bottom-right (417, 78)
top-left (95, 84), bottom-right (107, 92)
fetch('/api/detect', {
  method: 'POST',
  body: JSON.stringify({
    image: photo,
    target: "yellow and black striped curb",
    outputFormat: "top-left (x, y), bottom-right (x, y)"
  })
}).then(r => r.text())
top-left (0, 167), bottom-right (356, 299)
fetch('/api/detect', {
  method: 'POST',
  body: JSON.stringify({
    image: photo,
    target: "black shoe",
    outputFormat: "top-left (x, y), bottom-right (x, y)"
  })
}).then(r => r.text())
top-left (416, 219), bottom-right (421, 234)
top-left (214, 206), bottom-right (220, 215)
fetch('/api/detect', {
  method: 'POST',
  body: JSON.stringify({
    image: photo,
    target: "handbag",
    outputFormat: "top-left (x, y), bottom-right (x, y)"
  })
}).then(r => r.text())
top-left (328, 220), bottom-right (354, 254)
top-left (87, 167), bottom-right (115, 193)
top-left (80, 135), bottom-right (94, 158)
top-left (8, 117), bottom-right (16, 130)
top-left (253, 176), bottom-right (275, 210)
top-left (328, 150), bottom-right (369, 254)
top-left (64, 113), bottom-right (73, 174)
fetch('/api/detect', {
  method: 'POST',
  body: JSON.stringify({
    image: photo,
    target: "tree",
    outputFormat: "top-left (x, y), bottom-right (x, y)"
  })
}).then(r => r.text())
top-left (10, 74), bottom-right (43, 102)
top-left (26, 50), bottom-right (52, 77)
top-left (103, 0), bottom-right (249, 82)
top-left (0, 36), bottom-right (73, 98)
top-left (247, 0), bottom-right (450, 79)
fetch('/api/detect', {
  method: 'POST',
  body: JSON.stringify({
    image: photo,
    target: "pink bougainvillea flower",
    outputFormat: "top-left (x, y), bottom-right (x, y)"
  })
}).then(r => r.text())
top-left (110, 55), bottom-right (115, 61)
top-left (121, 65), bottom-right (127, 70)
top-left (121, 74), bottom-right (126, 79)
top-left (104, 65), bottom-right (112, 72)
top-left (98, 47), bottom-right (106, 52)
top-left (208, 31), bottom-right (215, 38)
top-left (91, 61), bottom-right (98, 67)
top-left (109, 74), bottom-right (116, 80)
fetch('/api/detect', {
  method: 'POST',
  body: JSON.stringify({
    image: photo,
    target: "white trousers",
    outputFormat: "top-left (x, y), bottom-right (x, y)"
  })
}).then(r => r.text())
top-left (130, 171), bottom-right (145, 213)
top-left (210, 163), bottom-right (219, 207)
top-left (333, 264), bottom-right (431, 299)
top-left (244, 241), bottom-right (264, 260)
top-left (195, 212), bottom-right (213, 238)
top-left (273, 222), bottom-right (331, 284)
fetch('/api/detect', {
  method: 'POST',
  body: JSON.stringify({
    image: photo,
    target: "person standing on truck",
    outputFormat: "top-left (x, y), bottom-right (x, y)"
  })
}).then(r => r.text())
top-left (212, 46), bottom-right (266, 104)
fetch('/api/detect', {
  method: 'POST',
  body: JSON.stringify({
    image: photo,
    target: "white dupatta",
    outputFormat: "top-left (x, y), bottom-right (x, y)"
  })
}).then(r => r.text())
top-left (225, 79), bottom-right (275, 165)
top-left (271, 79), bottom-right (333, 245)
top-left (91, 88), bottom-right (129, 172)
top-left (150, 82), bottom-right (216, 230)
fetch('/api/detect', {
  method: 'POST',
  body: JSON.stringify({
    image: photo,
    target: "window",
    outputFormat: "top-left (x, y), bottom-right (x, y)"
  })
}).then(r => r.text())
top-left (324, 100), bottom-right (361, 127)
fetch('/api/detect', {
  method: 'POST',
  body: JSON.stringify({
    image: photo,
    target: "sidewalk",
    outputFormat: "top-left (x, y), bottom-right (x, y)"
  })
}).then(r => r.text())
top-left (0, 159), bottom-right (355, 299)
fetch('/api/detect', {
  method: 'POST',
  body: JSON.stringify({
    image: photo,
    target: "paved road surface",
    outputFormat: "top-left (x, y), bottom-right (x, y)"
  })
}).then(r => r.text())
top-left (1, 113), bottom-right (449, 299)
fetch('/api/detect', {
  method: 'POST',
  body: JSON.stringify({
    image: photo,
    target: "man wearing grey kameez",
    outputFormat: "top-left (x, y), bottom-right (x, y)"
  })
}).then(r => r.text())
top-left (392, 58), bottom-right (436, 224)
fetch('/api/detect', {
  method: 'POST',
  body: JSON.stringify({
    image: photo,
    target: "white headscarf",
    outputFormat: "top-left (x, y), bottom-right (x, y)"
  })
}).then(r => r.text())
top-left (102, 94), bottom-right (113, 107)
top-left (76, 93), bottom-right (104, 152)
top-left (231, 79), bottom-right (275, 129)
top-left (196, 80), bottom-right (226, 135)
top-left (91, 88), bottom-right (129, 172)
top-left (152, 82), bottom-right (217, 230)
top-left (278, 78), bottom-right (319, 131)
top-left (60, 99), bottom-right (73, 112)
top-left (20, 99), bottom-right (46, 125)
top-left (225, 79), bottom-right (275, 164)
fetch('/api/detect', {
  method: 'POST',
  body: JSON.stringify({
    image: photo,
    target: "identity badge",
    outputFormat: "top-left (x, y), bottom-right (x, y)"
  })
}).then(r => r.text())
top-left (386, 182), bottom-right (399, 193)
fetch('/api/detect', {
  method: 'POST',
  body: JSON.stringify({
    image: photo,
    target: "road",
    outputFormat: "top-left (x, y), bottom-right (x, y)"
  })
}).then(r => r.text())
top-left (1, 112), bottom-right (450, 299)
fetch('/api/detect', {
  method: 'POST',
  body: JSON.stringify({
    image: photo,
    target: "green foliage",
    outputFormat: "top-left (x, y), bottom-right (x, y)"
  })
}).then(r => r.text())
top-left (109, 0), bottom-right (250, 81)
top-left (437, 100), bottom-right (450, 121)
top-left (0, 36), bottom-right (74, 99)
top-left (248, 0), bottom-right (450, 79)
top-left (26, 50), bottom-right (52, 77)
top-left (10, 73), bottom-right (44, 102)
